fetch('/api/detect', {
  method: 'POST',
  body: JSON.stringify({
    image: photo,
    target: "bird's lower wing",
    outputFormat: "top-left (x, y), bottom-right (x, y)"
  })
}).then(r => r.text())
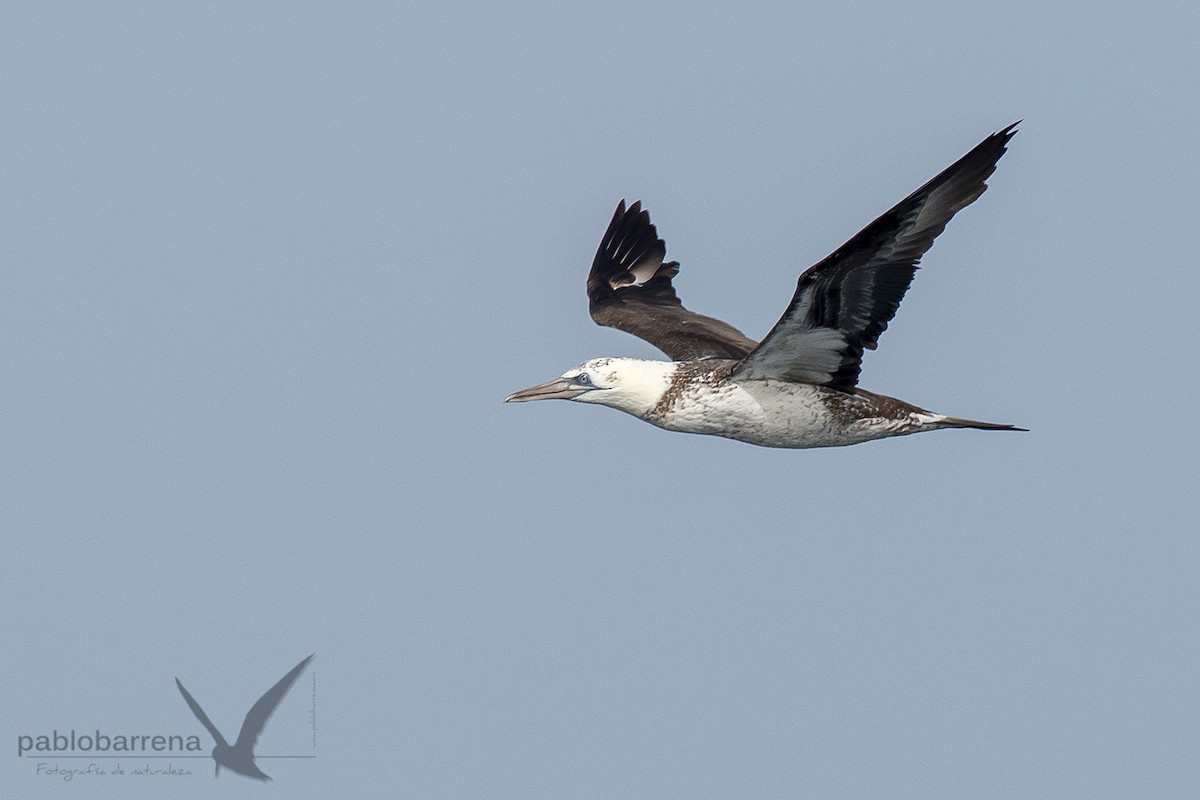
top-left (732, 123), bottom-right (1017, 390)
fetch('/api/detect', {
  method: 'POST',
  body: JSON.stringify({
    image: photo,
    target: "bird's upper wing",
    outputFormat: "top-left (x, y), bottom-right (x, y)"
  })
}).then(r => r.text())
top-left (175, 678), bottom-right (229, 748)
top-left (587, 200), bottom-right (757, 361)
top-left (234, 654), bottom-right (314, 753)
top-left (731, 123), bottom-right (1017, 390)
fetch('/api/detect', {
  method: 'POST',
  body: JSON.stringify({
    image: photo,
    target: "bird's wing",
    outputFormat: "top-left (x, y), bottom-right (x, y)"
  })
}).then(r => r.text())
top-left (175, 678), bottom-right (228, 748)
top-left (587, 200), bottom-right (757, 361)
top-left (732, 123), bottom-right (1017, 390)
top-left (234, 655), bottom-right (314, 753)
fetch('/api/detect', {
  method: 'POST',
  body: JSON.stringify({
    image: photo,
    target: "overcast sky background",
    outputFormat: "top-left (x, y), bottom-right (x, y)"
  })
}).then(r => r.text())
top-left (2, 3), bottom-right (1198, 799)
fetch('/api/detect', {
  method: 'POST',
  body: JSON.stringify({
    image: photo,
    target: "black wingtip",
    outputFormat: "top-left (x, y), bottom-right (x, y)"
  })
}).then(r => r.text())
top-left (959, 122), bottom-right (1018, 170)
top-left (991, 121), bottom-right (1020, 150)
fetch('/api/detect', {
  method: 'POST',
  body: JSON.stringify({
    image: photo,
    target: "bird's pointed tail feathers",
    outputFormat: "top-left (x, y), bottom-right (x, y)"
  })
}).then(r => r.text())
top-left (937, 415), bottom-right (1027, 432)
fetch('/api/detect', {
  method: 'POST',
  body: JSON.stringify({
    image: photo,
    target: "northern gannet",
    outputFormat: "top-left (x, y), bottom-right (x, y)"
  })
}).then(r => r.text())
top-left (506, 125), bottom-right (1025, 448)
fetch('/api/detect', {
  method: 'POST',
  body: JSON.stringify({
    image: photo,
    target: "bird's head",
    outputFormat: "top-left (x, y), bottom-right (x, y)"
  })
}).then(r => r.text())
top-left (505, 357), bottom-right (673, 418)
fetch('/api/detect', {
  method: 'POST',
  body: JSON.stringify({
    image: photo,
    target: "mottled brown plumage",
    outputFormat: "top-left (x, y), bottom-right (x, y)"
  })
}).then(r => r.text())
top-left (647, 359), bottom-right (737, 421)
top-left (587, 201), bottom-right (757, 361)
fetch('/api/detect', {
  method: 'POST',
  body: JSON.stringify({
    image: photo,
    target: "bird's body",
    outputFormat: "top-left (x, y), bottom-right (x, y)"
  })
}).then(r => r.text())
top-left (555, 357), bottom-right (1013, 449)
top-left (507, 125), bottom-right (1025, 448)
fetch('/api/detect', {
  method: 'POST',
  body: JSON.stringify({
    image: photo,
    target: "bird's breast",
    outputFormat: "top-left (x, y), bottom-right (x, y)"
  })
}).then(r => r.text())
top-left (650, 379), bottom-right (843, 446)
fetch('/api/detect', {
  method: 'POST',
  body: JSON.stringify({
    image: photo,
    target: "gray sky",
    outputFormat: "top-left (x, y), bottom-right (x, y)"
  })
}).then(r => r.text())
top-left (2, 2), bottom-right (1198, 798)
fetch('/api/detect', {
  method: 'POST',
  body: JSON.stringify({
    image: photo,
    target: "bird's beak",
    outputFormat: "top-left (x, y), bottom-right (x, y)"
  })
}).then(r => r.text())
top-left (505, 378), bottom-right (587, 403)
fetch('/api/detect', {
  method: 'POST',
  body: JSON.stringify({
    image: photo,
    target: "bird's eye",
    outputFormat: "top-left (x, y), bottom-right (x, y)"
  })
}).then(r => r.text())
top-left (575, 373), bottom-right (591, 386)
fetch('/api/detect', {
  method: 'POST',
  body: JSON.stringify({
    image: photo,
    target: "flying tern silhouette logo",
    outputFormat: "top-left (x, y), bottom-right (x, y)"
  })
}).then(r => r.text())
top-left (175, 654), bottom-right (313, 781)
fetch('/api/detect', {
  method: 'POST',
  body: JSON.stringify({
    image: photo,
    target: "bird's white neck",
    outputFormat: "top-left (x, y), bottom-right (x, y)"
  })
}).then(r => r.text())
top-left (574, 358), bottom-right (677, 419)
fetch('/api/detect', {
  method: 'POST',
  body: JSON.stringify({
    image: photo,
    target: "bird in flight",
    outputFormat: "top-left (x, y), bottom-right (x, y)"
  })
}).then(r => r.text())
top-left (506, 124), bottom-right (1025, 448)
top-left (175, 654), bottom-right (313, 781)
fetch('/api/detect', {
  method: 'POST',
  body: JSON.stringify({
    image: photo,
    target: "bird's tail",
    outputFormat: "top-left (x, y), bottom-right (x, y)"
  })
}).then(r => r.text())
top-left (936, 415), bottom-right (1027, 432)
